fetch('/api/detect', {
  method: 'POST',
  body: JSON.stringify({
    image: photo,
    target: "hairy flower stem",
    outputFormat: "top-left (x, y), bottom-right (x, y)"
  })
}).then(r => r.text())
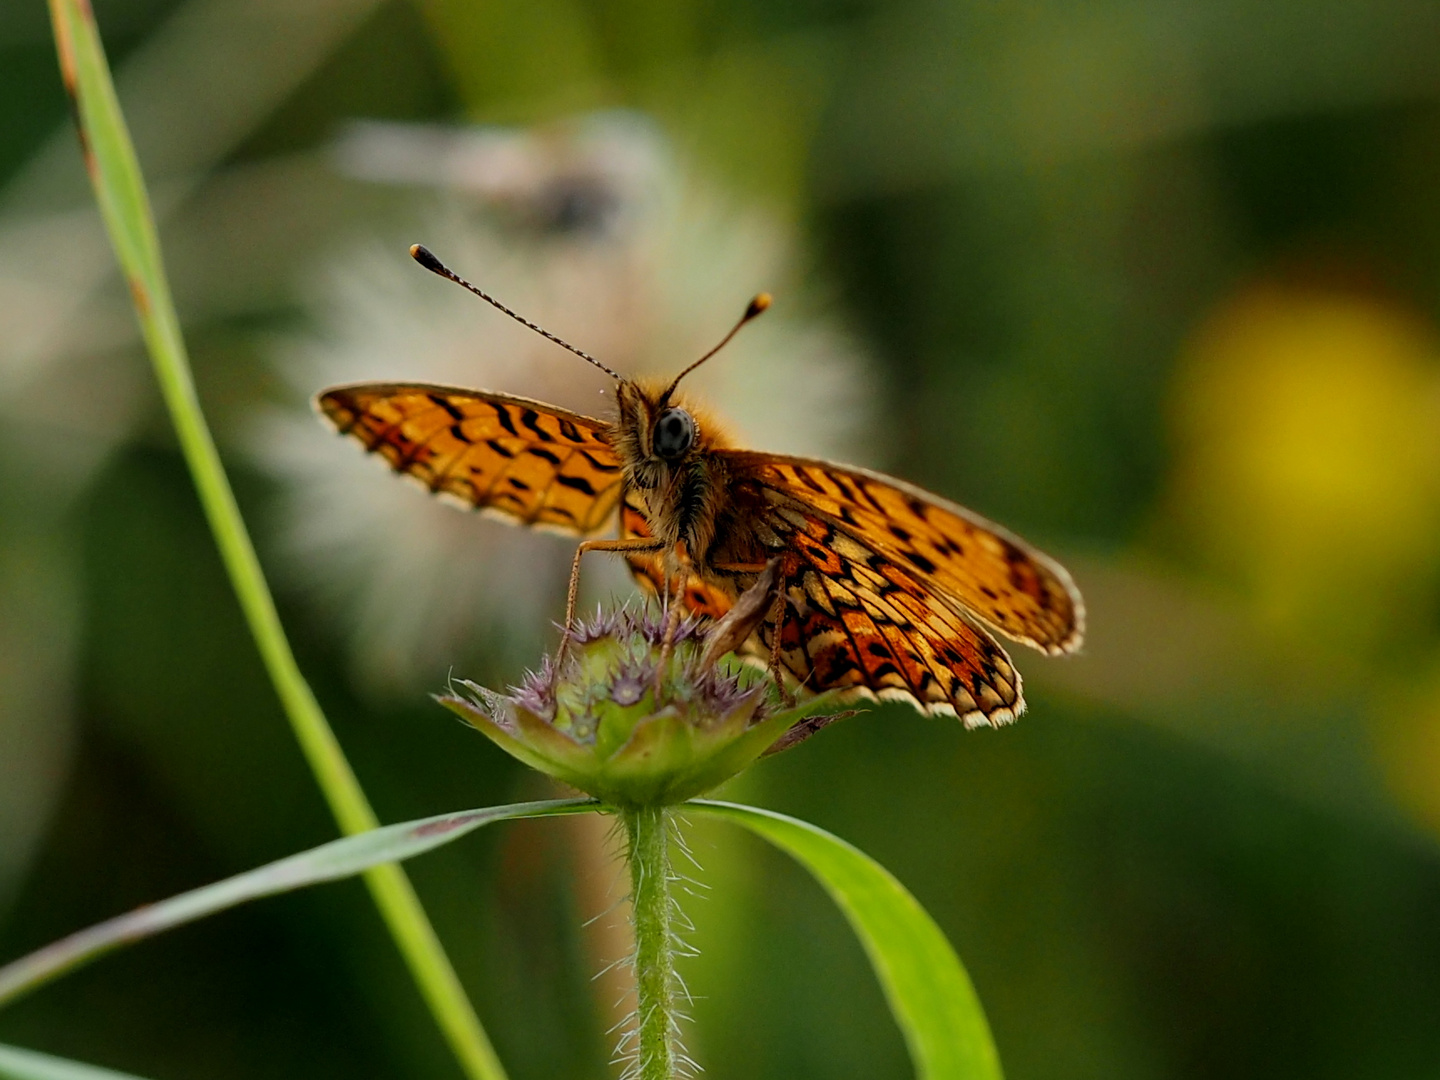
top-left (624, 805), bottom-right (680, 1080)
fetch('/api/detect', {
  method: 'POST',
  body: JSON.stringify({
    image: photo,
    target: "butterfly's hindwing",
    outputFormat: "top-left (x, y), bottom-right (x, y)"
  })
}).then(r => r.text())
top-left (318, 383), bottom-right (623, 535)
top-left (745, 498), bottom-right (1022, 727)
top-left (624, 482), bottom-right (1022, 726)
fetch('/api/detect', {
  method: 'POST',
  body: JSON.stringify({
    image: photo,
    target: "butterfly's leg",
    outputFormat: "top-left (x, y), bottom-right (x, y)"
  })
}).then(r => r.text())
top-left (560, 537), bottom-right (665, 660)
top-left (715, 559), bottom-right (796, 705)
top-left (652, 564), bottom-right (692, 692)
top-left (765, 576), bottom-right (797, 708)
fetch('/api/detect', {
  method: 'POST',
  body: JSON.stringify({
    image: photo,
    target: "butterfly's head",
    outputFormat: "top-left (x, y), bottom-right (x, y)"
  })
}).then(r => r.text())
top-left (612, 380), bottom-right (703, 485)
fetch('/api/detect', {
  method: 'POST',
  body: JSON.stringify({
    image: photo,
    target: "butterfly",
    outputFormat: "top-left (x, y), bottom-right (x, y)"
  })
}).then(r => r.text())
top-left (316, 245), bottom-right (1083, 728)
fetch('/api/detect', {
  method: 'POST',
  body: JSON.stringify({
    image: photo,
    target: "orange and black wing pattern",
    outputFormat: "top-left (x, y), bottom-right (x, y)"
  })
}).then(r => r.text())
top-left (623, 475), bottom-right (1024, 727)
top-left (718, 451), bottom-right (1083, 655)
top-left (734, 481), bottom-right (1023, 727)
top-left (317, 382), bottom-right (623, 535)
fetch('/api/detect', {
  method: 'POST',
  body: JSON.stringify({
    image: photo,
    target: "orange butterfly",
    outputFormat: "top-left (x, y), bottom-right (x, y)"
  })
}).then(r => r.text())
top-left (317, 246), bottom-right (1083, 727)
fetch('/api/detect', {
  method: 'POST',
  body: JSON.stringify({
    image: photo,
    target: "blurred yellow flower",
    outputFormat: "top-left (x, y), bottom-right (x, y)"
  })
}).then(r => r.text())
top-left (1163, 280), bottom-right (1440, 659)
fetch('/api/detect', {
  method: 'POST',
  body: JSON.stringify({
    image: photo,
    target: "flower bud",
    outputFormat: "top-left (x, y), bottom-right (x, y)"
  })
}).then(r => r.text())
top-left (436, 573), bottom-right (838, 806)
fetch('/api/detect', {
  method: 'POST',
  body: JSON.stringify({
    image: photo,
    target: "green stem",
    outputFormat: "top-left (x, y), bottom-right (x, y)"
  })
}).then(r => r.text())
top-left (46, 4), bottom-right (506, 1079)
top-left (623, 806), bottom-right (680, 1080)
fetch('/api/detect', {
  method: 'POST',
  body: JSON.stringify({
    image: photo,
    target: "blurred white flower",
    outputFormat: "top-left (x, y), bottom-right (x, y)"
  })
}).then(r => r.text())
top-left (254, 112), bottom-right (876, 696)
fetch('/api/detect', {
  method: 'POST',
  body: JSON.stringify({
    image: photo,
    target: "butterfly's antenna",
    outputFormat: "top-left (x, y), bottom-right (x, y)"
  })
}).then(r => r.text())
top-left (663, 292), bottom-right (771, 399)
top-left (410, 244), bottom-right (625, 381)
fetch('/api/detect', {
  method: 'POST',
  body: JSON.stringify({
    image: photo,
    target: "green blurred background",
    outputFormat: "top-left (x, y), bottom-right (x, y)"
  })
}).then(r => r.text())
top-left (4, 0), bottom-right (1440, 1077)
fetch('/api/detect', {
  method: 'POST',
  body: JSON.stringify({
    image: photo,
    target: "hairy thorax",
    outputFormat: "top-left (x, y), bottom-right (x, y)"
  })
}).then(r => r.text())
top-left (610, 379), bottom-right (733, 571)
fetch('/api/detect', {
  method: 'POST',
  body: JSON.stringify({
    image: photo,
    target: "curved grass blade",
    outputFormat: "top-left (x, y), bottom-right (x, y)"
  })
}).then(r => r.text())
top-left (0, 1044), bottom-right (157, 1080)
top-left (0, 799), bottom-right (596, 1009)
top-left (692, 801), bottom-right (1003, 1080)
top-left (43, 5), bottom-right (511, 1079)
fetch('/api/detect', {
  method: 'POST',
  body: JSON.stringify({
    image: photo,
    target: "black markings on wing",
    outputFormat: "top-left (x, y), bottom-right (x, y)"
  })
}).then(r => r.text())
top-left (316, 382), bottom-right (623, 535)
top-left (621, 480), bottom-right (1021, 726)
top-left (718, 450), bottom-right (1083, 655)
top-left (749, 503), bottom-right (1024, 727)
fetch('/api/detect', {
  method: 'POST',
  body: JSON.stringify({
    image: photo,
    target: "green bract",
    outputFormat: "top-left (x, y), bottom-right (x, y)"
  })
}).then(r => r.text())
top-left (437, 608), bottom-right (834, 806)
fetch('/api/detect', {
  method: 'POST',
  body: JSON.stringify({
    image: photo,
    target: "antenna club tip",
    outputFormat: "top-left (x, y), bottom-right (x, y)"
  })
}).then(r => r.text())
top-left (410, 244), bottom-right (445, 274)
top-left (747, 293), bottom-right (772, 318)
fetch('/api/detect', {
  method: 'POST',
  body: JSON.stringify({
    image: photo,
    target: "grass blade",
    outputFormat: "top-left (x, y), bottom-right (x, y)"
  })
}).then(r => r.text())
top-left (44, 8), bottom-right (515, 1075)
top-left (0, 799), bottom-right (597, 1009)
top-left (0, 1043), bottom-right (163, 1080)
top-left (692, 801), bottom-right (1003, 1080)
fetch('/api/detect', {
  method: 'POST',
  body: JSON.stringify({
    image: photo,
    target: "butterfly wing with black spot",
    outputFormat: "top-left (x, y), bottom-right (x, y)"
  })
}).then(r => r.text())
top-left (718, 451), bottom-right (1083, 655)
top-left (317, 383), bottom-right (623, 534)
top-left (729, 482), bottom-right (1024, 726)
top-left (625, 473), bottom-right (1022, 726)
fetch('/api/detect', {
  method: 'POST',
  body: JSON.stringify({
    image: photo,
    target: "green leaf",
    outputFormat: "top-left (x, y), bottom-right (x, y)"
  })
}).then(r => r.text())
top-left (0, 799), bottom-right (596, 1009)
top-left (692, 801), bottom-right (1003, 1080)
top-left (44, 4), bottom-right (514, 1078)
top-left (0, 1044), bottom-right (155, 1080)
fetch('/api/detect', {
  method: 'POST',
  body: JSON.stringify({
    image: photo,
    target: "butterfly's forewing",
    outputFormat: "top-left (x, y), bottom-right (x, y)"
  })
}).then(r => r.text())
top-left (318, 383), bottom-right (624, 534)
top-left (718, 451), bottom-right (1083, 655)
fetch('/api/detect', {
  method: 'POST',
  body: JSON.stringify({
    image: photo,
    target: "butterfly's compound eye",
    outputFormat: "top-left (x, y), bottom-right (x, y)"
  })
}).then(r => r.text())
top-left (654, 408), bottom-right (697, 459)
